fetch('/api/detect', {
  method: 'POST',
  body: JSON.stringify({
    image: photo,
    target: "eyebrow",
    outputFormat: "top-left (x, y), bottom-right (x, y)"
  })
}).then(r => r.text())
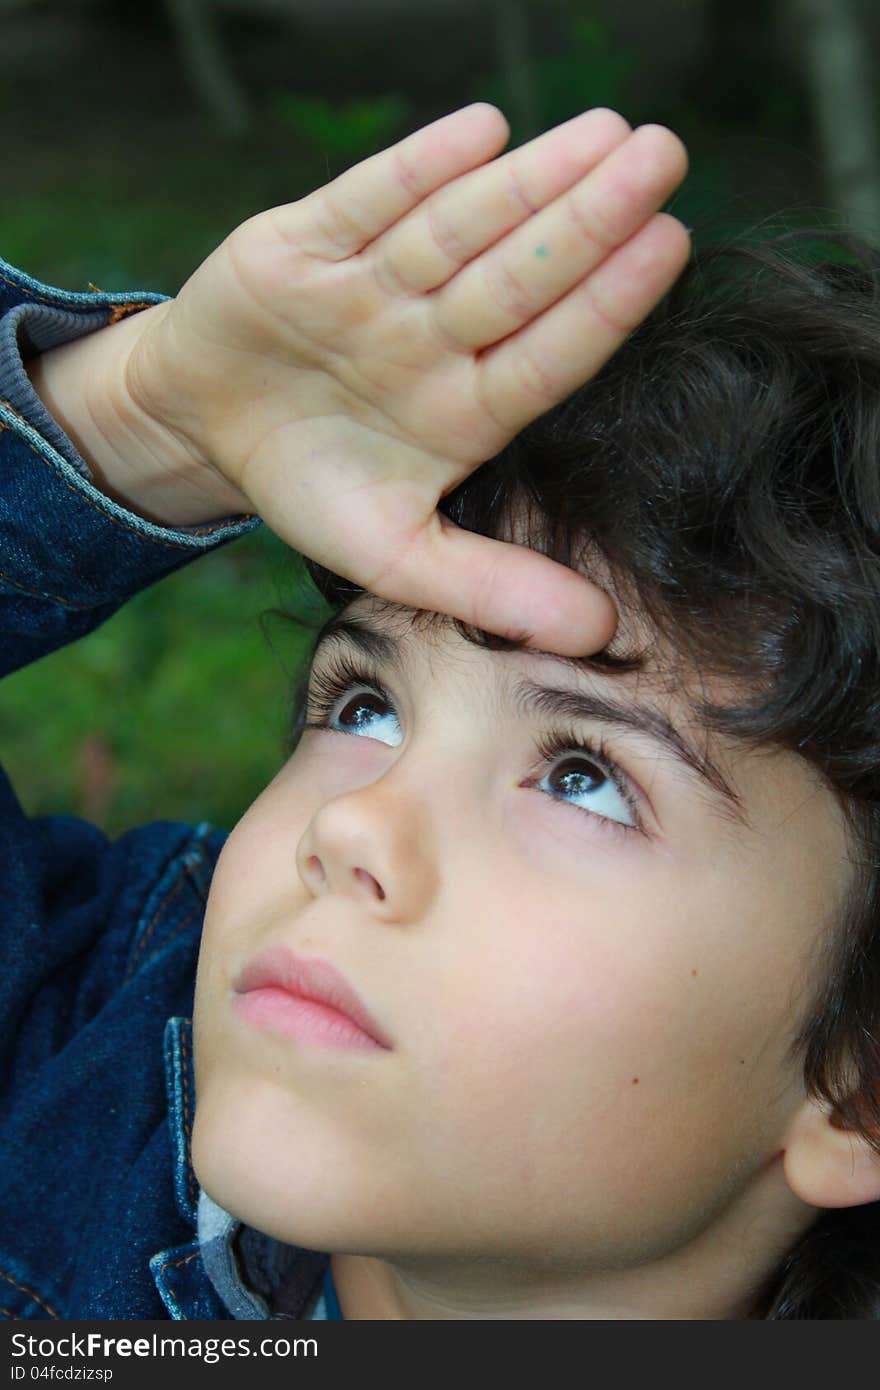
top-left (308, 613), bottom-right (749, 828)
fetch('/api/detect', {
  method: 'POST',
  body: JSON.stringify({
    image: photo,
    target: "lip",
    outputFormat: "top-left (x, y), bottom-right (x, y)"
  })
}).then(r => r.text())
top-left (232, 945), bottom-right (392, 1051)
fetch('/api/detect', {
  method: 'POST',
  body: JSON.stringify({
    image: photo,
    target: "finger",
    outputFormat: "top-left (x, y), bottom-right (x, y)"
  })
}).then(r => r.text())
top-left (434, 124), bottom-right (688, 351)
top-left (289, 103), bottom-right (511, 260)
top-left (474, 213), bottom-right (691, 437)
top-left (370, 107), bottom-right (631, 297)
top-left (369, 511), bottom-right (618, 657)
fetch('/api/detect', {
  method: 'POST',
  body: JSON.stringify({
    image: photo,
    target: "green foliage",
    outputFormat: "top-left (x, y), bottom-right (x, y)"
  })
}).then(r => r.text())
top-left (471, 11), bottom-right (635, 144)
top-left (531, 16), bottom-right (635, 128)
top-left (0, 533), bottom-right (329, 837)
top-left (267, 91), bottom-right (411, 165)
top-left (0, 193), bottom-right (228, 298)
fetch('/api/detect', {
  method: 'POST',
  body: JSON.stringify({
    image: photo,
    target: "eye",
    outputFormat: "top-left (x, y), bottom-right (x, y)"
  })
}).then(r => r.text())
top-left (303, 653), bottom-right (402, 747)
top-left (302, 654), bottom-right (644, 836)
top-left (531, 729), bottom-right (643, 834)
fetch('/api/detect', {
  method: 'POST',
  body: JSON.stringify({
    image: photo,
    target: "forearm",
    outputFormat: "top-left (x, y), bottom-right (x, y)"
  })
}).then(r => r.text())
top-left (0, 404), bottom-right (261, 682)
top-left (0, 271), bottom-right (263, 683)
top-left (25, 303), bottom-right (254, 529)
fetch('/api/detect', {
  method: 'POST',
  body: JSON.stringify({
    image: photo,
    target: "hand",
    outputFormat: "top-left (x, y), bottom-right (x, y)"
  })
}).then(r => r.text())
top-left (126, 103), bottom-right (690, 655)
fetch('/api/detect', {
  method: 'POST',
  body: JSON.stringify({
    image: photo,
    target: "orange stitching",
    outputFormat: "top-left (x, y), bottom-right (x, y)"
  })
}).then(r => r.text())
top-left (182, 855), bottom-right (210, 905)
top-left (160, 1249), bottom-right (200, 1320)
top-left (0, 1269), bottom-right (59, 1318)
top-left (0, 401), bottom-right (251, 542)
top-left (0, 1304), bottom-right (17, 1318)
top-left (0, 398), bottom-right (27, 425)
top-left (0, 267), bottom-right (154, 315)
top-left (0, 563), bottom-right (81, 608)
top-left (136, 906), bottom-right (203, 975)
top-left (126, 839), bottom-right (213, 980)
top-left (160, 1250), bottom-right (199, 1273)
top-left (0, 267), bottom-right (72, 306)
top-left (179, 1022), bottom-right (199, 1213)
top-left (108, 303), bottom-right (153, 325)
top-left (125, 873), bottom-right (188, 980)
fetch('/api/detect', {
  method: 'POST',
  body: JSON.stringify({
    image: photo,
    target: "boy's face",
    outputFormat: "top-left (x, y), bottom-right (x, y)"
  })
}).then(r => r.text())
top-left (191, 590), bottom-right (851, 1314)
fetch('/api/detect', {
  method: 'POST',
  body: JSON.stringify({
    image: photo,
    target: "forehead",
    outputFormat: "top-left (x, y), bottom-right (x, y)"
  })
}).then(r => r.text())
top-left (335, 590), bottom-right (708, 710)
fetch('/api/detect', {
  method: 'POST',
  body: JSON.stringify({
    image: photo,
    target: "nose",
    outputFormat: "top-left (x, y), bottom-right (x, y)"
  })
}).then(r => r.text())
top-left (295, 778), bottom-right (437, 921)
top-left (302, 854), bottom-right (385, 899)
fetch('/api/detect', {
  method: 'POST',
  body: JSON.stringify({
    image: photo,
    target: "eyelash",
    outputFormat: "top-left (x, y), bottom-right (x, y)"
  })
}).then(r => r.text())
top-left (301, 651), bottom-right (644, 838)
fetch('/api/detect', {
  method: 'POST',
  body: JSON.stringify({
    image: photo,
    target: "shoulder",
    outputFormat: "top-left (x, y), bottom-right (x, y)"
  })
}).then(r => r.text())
top-left (2, 798), bottom-right (228, 1072)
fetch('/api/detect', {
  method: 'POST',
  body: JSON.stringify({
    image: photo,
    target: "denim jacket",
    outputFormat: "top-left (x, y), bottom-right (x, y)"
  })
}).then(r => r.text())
top-left (0, 260), bottom-right (331, 1319)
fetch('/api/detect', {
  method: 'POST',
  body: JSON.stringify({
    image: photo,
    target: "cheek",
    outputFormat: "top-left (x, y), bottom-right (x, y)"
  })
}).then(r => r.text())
top-left (204, 767), bottom-right (315, 919)
top-left (414, 877), bottom-right (786, 1248)
top-left (425, 873), bottom-right (671, 1148)
top-left (491, 792), bottom-right (682, 1061)
top-left (498, 784), bottom-right (826, 1066)
top-left (195, 782), bottom-right (308, 1024)
top-left (426, 833), bottom-right (795, 1153)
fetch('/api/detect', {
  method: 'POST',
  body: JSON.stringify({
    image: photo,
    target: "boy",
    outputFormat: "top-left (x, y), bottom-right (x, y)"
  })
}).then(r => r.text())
top-left (1, 104), bottom-right (878, 1319)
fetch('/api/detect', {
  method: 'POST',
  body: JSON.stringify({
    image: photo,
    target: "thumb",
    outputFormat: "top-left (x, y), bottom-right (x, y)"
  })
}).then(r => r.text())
top-left (368, 512), bottom-right (618, 657)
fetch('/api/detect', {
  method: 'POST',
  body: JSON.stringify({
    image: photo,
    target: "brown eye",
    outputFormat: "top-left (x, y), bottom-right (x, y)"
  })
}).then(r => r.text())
top-left (304, 658), bottom-right (404, 748)
top-left (547, 756), bottom-right (608, 798)
top-left (534, 732), bottom-right (639, 831)
top-left (337, 690), bottom-right (390, 731)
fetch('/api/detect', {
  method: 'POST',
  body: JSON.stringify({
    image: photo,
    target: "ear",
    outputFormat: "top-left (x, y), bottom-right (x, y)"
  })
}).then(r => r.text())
top-left (782, 1094), bottom-right (880, 1210)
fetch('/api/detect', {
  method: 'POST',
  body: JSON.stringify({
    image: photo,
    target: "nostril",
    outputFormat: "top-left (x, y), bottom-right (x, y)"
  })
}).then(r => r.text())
top-left (306, 854), bottom-right (326, 886)
top-left (353, 866), bottom-right (385, 900)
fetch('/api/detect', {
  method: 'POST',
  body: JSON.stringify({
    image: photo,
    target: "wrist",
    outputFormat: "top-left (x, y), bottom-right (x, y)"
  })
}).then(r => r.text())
top-left (26, 303), bottom-right (254, 528)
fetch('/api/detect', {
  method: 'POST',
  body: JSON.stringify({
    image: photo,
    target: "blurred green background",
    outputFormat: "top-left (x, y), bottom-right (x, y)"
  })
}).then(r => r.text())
top-left (2, 0), bottom-right (878, 837)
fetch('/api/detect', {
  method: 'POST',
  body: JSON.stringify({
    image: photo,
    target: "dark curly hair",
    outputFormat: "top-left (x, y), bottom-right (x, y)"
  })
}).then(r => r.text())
top-left (282, 227), bottom-right (880, 1318)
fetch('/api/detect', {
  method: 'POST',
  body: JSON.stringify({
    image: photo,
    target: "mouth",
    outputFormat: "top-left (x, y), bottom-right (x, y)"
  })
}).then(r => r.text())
top-left (232, 944), bottom-right (392, 1052)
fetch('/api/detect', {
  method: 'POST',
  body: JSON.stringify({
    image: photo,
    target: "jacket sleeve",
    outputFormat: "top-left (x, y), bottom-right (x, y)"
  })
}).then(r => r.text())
top-left (0, 255), bottom-right (262, 679)
top-left (0, 262), bottom-right (263, 1138)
